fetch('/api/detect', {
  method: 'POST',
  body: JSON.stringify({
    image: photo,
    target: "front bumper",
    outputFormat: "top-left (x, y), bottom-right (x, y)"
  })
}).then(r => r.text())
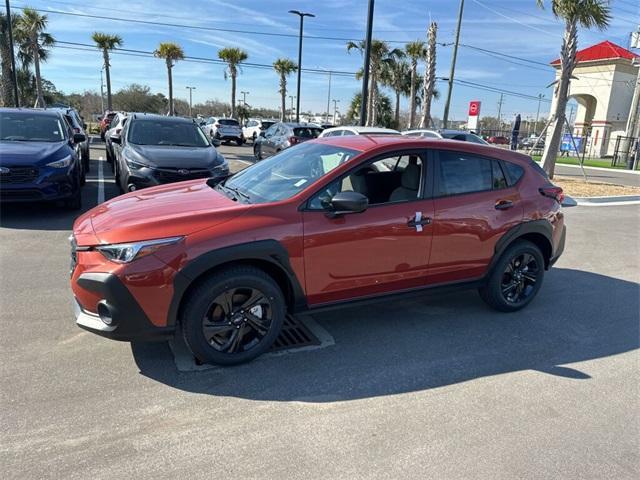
top-left (0, 170), bottom-right (78, 203)
top-left (124, 165), bottom-right (229, 189)
top-left (73, 272), bottom-right (175, 341)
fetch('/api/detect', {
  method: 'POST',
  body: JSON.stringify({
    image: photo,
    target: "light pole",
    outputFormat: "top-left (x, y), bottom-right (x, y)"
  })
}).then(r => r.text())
top-left (326, 71), bottom-right (332, 124)
top-left (240, 90), bottom-right (249, 106)
top-left (332, 99), bottom-right (340, 125)
top-left (185, 86), bottom-right (196, 117)
top-left (442, 0), bottom-right (465, 128)
top-left (534, 93), bottom-right (545, 135)
top-left (289, 9), bottom-right (315, 123)
top-left (360, 0), bottom-right (375, 126)
top-left (289, 95), bottom-right (296, 121)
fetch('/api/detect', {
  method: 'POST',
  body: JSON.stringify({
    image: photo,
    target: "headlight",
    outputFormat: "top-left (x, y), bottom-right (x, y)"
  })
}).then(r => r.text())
top-left (96, 236), bottom-right (183, 263)
top-left (125, 158), bottom-right (148, 170)
top-left (46, 155), bottom-right (72, 168)
top-left (210, 162), bottom-right (229, 174)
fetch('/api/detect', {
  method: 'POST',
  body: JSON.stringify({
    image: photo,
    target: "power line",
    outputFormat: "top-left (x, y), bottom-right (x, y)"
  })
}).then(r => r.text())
top-left (459, 43), bottom-right (552, 68)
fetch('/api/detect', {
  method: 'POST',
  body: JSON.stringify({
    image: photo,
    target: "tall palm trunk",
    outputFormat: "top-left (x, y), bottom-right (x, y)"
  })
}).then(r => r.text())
top-left (279, 74), bottom-right (286, 121)
top-left (32, 36), bottom-right (44, 107)
top-left (408, 59), bottom-right (417, 128)
top-left (230, 67), bottom-right (237, 118)
top-left (369, 72), bottom-right (378, 126)
top-left (420, 22), bottom-right (437, 128)
top-left (166, 59), bottom-right (174, 116)
top-left (394, 90), bottom-right (400, 127)
top-left (103, 49), bottom-right (112, 111)
top-left (541, 20), bottom-right (577, 179)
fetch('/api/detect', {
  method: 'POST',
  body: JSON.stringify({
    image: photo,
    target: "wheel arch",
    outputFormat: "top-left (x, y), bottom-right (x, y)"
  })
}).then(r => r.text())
top-left (168, 240), bottom-right (306, 327)
top-left (492, 220), bottom-right (553, 271)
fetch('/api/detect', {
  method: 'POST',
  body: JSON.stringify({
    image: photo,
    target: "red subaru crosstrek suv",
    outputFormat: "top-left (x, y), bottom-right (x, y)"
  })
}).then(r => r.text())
top-left (70, 136), bottom-right (565, 365)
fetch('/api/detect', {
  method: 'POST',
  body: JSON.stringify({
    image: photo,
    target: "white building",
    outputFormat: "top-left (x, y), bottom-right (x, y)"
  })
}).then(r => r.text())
top-left (548, 41), bottom-right (639, 157)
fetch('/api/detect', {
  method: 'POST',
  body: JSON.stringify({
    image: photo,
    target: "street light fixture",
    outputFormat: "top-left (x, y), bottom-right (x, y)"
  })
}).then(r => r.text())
top-left (185, 86), bottom-right (196, 117)
top-left (288, 9), bottom-right (315, 123)
top-left (240, 90), bottom-right (250, 106)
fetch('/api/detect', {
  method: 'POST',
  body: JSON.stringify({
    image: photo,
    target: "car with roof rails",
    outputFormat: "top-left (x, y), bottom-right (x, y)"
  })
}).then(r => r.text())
top-left (110, 113), bottom-right (228, 192)
top-left (403, 128), bottom-right (488, 145)
top-left (1, 108), bottom-right (85, 209)
top-left (243, 118), bottom-right (277, 144)
top-left (70, 135), bottom-right (565, 366)
top-left (319, 125), bottom-right (400, 137)
top-left (253, 122), bottom-right (322, 160)
top-left (201, 117), bottom-right (244, 145)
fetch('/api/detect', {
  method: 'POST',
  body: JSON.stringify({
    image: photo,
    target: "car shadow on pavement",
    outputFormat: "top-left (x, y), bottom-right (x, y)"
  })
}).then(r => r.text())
top-left (132, 267), bottom-right (639, 402)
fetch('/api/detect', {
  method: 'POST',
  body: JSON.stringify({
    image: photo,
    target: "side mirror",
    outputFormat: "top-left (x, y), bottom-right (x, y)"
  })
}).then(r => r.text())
top-left (73, 133), bottom-right (86, 144)
top-left (259, 131), bottom-right (266, 138)
top-left (110, 134), bottom-right (121, 145)
top-left (327, 191), bottom-right (368, 217)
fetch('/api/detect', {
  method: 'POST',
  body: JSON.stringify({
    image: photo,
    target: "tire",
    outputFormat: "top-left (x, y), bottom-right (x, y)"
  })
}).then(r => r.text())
top-left (236, 138), bottom-right (244, 146)
top-left (83, 147), bottom-right (91, 172)
top-left (181, 266), bottom-right (286, 366)
top-left (80, 165), bottom-right (86, 186)
top-left (252, 132), bottom-right (257, 143)
top-left (254, 145), bottom-right (262, 161)
top-left (479, 240), bottom-right (545, 312)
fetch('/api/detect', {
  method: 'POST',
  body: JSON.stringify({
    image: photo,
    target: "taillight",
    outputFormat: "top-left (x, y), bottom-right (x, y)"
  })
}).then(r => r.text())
top-left (289, 136), bottom-right (300, 145)
top-left (539, 185), bottom-right (564, 203)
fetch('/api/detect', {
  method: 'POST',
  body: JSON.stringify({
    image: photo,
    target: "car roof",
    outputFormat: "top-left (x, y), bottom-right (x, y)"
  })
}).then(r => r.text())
top-left (281, 122), bottom-right (321, 128)
top-left (402, 129), bottom-right (440, 135)
top-left (325, 126), bottom-right (400, 134)
top-left (129, 113), bottom-right (193, 123)
top-left (313, 135), bottom-right (531, 164)
top-left (0, 107), bottom-right (63, 118)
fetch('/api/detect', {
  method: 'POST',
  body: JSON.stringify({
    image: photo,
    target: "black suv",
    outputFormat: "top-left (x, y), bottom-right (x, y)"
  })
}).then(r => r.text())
top-left (253, 122), bottom-right (322, 160)
top-left (111, 113), bottom-right (229, 192)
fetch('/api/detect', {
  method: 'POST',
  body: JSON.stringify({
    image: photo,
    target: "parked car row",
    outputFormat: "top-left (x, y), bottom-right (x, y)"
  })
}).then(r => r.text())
top-left (0, 108), bottom-right (87, 209)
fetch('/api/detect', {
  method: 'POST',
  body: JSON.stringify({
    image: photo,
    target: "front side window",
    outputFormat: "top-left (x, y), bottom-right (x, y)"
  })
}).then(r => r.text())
top-left (308, 153), bottom-right (424, 209)
top-left (0, 112), bottom-right (66, 142)
top-left (219, 142), bottom-right (359, 204)
top-left (128, 120), bottom-right (210, 147)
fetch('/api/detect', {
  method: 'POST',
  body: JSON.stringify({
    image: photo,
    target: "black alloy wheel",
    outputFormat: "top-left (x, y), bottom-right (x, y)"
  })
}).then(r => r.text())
top-left (201, 287), bottom-right (273, 354)
top-left (181, 266), bottom-right (286, 365)
top-left (479, 240), bottom-right (545, 312)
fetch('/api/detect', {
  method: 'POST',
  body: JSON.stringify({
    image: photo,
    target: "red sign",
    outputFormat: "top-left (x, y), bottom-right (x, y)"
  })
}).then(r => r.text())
top-left (468, 101), bottom-right (481, 116)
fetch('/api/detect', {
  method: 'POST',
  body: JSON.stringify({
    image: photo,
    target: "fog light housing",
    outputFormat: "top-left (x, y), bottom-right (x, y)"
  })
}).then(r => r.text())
top-left (97, 300), bottom-right (114, 326)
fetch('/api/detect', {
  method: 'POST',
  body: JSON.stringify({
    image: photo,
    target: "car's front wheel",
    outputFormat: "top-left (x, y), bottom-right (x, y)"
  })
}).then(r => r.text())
top-left (479, 240), bottom-right (545, 312)
top-left (181, 266), bottom-right (286, 365)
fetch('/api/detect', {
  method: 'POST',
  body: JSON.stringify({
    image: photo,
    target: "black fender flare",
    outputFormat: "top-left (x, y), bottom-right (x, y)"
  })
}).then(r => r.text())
top-left (167, 239), bottom-right (306, 326)
top-left (488, 219), bottom-right (554, 274)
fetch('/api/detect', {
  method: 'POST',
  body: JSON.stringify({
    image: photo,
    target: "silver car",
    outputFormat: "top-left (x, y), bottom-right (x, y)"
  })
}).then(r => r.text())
top-left (201, 117), bottom-right (244, 146)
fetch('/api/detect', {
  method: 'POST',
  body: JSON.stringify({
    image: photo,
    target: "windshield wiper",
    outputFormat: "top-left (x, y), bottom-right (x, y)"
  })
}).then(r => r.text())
top-left (216, 182), bottom-right (250, 203)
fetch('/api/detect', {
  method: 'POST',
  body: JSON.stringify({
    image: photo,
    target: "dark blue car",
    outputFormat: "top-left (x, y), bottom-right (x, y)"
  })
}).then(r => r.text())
top-left (0, 108), bottom-right (85, 209)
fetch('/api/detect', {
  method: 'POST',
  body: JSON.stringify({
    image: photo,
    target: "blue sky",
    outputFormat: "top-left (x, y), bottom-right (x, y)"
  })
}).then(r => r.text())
top-left (7, 0), bottom-right (639, 120)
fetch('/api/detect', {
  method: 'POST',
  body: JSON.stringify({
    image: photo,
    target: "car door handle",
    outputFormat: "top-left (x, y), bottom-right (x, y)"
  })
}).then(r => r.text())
top-left (407, 217), bottom-right (432, 227)
top-left (495, 200), bottom-right (514, 210)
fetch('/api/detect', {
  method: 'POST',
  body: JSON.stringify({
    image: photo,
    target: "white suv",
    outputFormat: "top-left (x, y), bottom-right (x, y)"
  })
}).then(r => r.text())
top-left (201, 117), bottom-right (244, 145)
top-left (243, 119), bottom-right (277, 143)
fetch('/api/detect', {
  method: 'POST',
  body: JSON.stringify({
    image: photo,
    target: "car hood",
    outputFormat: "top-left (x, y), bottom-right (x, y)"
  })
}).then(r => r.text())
top-left (0, 141), bottom-right (69, 165)
top-left (128, 144), bottom-right (223, 169)
top-left (74, 179), bottom-right (250, 245)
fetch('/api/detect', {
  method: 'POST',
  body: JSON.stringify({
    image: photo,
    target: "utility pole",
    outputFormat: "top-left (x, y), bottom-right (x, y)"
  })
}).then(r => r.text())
top-left (325, 71), bottom-right (332, 124)
top-left (289, 10), bottom-right (314, 123)
top-left (240, 90), bottom-right (249, 106)
top-left (534, 93), bottom-right (545, 135)
top-left (5, 0), bottom-right (19, 107)
top-left (443, 0), bottom-right (465, 128)
top-left (497, 93), bottom-right (504, 130)
top-left (359, 0), bottom-right (375, 126)
top-left (185, 86), bottom-right (196, 117)
top-left (332, 99), bottom-right (340, 124)
top-left (623, 61), bottom-right (640, 168)
top-left (289, 95), bottom-right (296, 122)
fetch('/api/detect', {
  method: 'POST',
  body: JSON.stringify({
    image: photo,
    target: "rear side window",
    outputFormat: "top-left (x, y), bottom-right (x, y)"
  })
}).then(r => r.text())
top-left (437, 151), bottom-right (492, 196)
top-left (492, 161), bottom-right (508, 189)
top-left (504, 161), bottom-right (527, 185)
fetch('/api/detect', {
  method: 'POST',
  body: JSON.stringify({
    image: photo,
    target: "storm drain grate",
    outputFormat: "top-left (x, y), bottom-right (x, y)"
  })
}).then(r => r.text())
top-left (270, 314), bottom-right (321, 352)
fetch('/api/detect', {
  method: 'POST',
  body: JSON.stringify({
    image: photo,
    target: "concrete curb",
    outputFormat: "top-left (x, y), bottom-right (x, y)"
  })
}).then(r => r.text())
top-left (563, 195), bottom-right (640, 207)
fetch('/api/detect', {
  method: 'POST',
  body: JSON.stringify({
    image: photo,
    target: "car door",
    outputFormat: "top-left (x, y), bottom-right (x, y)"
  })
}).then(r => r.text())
top-left (302, 150), bottom-right (435, 306)
top-left (428, 149), bottom-right (524, 284)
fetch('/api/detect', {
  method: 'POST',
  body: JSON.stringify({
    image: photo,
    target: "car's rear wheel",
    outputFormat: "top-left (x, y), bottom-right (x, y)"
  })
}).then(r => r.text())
top-left (254, 144), bottom-right (262, 160)
top-left (479, 240), bottom-right (544, 312)
top-left (181, 266), bottom-right (286, 365)
top-left (252, 132), bottom-right (257, 143)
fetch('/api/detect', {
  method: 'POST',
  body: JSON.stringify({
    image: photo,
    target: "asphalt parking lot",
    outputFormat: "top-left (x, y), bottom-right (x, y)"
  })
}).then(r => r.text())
top-left (1, 143), bottom-right (639, 479)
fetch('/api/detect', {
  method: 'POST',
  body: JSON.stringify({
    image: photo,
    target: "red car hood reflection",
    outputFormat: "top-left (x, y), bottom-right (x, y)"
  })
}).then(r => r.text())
top-left (76, 179), bottom-right (250, 245)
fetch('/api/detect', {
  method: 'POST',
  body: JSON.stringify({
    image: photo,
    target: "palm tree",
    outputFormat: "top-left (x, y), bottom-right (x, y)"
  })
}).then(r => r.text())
top-left (381, 58), bottom-right (411, 129)
top-left (420, 22), bottom-right (438, 129)
top-left (536, 0), bottom-right (610, 178)
top-left (15, 8), bottom-right (54, 107)
top-left (218, 47), bottom-right (248, 119)
top-left (0, 12), bottom-right (20, 107)
top-left (91, 32), bottom-right (122, 112)
top-left (272, 58), bottom-right (297, 122)
top-left (347, 39), bottom-right (404, 126)
top-left (153, 42), bottom-right (184, 116)
top-left (405, 40), bottom-right (426, 128)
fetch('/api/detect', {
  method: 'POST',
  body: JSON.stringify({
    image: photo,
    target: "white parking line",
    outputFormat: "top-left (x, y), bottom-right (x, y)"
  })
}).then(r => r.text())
top-left (97, 156), bottom-right (105, 204)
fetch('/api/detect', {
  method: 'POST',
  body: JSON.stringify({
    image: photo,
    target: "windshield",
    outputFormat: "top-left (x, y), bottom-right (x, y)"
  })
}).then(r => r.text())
top-left (0, 112), bottom-right (66, 142)
top-left (261, 121), bottom-right (275, 129)
top-left (128, 120), bottom-right (210, 147)
top-left (293, 127), bottom-right (321, 138)
top-left (219, 142), bottom-right (360, 204)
